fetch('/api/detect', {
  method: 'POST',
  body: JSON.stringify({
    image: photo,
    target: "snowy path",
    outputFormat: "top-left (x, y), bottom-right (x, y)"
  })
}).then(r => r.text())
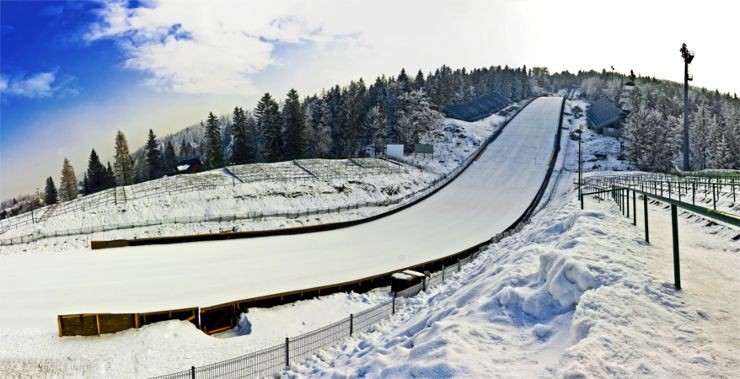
top-left (0, 97), bottom-right (563, 334)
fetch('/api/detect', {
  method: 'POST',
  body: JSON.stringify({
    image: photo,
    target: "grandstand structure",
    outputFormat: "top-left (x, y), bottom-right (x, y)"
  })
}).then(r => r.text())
top-left (445, 90), bottom-right (511, 121)
top-left (587, 97), bottom-right (622, 136)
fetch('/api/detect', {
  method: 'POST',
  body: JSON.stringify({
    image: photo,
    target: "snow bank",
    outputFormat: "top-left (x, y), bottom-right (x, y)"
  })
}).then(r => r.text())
top-left (287, 114), bottom-right (739, 378)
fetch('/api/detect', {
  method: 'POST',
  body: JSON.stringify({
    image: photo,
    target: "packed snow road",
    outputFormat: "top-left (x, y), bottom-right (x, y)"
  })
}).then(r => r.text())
top-left (0, 96), bottom-right (563, 333)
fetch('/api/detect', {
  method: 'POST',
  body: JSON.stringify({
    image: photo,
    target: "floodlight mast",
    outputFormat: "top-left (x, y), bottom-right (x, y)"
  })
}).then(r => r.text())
top-left (680, 43), bottom-right (694, 171)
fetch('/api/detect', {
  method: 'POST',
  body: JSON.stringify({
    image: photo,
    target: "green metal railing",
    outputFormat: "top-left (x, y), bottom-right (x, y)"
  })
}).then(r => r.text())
top-left (580, 174), bottom-right (740, 290)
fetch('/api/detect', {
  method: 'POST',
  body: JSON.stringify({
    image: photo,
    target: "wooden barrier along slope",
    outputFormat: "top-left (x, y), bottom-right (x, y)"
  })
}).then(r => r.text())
top-left (60, 96), bottom-right (563, 337)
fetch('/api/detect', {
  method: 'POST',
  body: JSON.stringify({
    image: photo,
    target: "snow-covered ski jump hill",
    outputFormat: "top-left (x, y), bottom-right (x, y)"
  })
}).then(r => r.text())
top-left (0, 96), bottom-right (563, 335)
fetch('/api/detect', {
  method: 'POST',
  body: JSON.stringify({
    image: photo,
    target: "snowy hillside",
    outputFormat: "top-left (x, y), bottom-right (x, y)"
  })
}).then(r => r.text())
top-left (0, 112), bottom-right (507, 255)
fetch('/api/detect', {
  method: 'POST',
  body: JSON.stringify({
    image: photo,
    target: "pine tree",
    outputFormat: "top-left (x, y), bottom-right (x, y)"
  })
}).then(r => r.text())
top-left (145, 129), bottom-right (164, 179)
top-left (59, 158), bottom-right (77, 201)
top-left (397, 68), bottom-right (409, 84)
top-left (335, 80), bottom-right (366, 157)
top-left (414, 70), bottom-right (425, 89)
top-left (205, 112), bottom-right (224, 168)
top-left (255, 93), bottom-right (282, 162)
top-left (244, 113), bottom-right (260, 162)
top-left (164, 141), bottom-right (177, 174)
top-left (85, 148), bottom-right (107, 194)
top-left (83, 173), bottom-right (90, 195)
top-left (282, 89), bottom-right (306, 160)
top-left (114, 130), bottom-right (135, 186)
top-left (230, 107), bottom-right (250, 164)
top-left (709, 134), bottom-right (735, 169)
top-left (44, 177), bottom-right (58, 205)
top-left (363, 105), bottom-right (388, 156)
top-left (394, 89), bottom-right (441, 149)
top-left (180, 139), bottom-right (194, 161)
top-left (106, 162), bottom-right (116, 188)
top-left (133, 156), bottom-right (147, 183)
top-left (304, 98), bottom-right (333, 158)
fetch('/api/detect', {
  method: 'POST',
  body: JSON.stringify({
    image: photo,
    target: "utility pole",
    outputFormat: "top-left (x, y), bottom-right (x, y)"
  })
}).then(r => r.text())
top-left (680, 43), bottom-right (694, 171)
top-left (577, 124), bottom-right (583, 199)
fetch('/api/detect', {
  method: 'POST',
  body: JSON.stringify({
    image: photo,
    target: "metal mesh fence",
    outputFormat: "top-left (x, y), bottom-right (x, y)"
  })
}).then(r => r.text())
top-left (147, 99), bottom-right (554, 379)
top-left (290, 317), bottom-right (350, 363)
top-left (353, 302), bottom-right (393, 333)
top-left (194, 343), bottom-right (285, 379)
top-left (148, 224), bottom-right (497, 379)
top-left (150, 369), bottom-right (191, 379)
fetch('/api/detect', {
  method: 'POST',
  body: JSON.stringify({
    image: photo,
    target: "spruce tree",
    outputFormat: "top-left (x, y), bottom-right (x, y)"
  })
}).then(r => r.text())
top-left (106, 162), bottom-right (116, 188)
top-left (114, 130), bottom-right (135, 185)
top-left (205, 112), bottom-right (224, 168)
top-left (304, 98), bottom-right (333, 158)
top-left (709, 134), bottom-right (735, 169)
top-left (230, 107), bottom-right (250, 164)
top-left (145, 129), bottom-right (164, 179)
top-left (255, 93), bottom-right (282, 162)
top-left (83, 173), bottom-right (90, 195)
top-left (244, 113), bottom-right (260, 162)
top-left (282, 89), bottom-right (306, 160)
top-left (44, 177), bottom-right (58, 205)
top-left (180, 139), bottom-right (193, 161)
top-left (59, 158), bottom-right (77, 201)
top-left (363, 105), bottom-right (388, 156)
top-left (85, 148), bottom-right (107, 194)
top-left (414, 70), bottom-right (425, 89)
top-left (164, 141), bottom-right (177, 174)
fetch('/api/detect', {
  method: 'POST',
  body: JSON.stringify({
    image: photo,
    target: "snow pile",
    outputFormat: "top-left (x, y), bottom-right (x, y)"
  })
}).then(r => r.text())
top-left (0, 290), bottom-right (391, 378)
top-left (285, 110), bottom-right (738, 377)
top-left (496, 251), bottom-right (594, 319)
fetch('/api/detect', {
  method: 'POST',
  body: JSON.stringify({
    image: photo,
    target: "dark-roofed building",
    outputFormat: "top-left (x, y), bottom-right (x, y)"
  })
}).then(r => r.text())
top-left (445, 90), bottom-right (511, 121)
top-left (176, 158), bottom-right (203, 174)
top-left (587, 97), bottom-right (622, 137)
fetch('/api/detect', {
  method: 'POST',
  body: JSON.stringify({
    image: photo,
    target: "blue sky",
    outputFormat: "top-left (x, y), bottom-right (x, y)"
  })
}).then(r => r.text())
top-left (2, 2), bottom-right (130, 139)
top-left (1, 0), bottom-right (739, 199)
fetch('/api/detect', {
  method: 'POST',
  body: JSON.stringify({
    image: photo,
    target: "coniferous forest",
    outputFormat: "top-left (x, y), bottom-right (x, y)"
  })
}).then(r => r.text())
top-left (2, 64), bottom-right (738, 216)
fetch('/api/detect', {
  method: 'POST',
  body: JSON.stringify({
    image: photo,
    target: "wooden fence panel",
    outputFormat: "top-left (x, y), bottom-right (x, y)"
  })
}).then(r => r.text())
top-left (98, 314), bottom-right (136, 334)
top-left (58, 314), bottom-right (99, 336)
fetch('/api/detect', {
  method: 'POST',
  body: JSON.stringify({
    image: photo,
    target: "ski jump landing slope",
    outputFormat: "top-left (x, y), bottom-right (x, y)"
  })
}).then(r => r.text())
top-left (0, 97), bottom-right (564, 333)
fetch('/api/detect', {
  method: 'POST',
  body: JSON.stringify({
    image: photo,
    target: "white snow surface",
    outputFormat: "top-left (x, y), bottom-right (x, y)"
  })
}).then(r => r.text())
top-left (286, 105), bottom-right (739, 378)
top-left (1, 98), bottom-right (736, 378)
top-left (0, 289), bottom-right (391, 378)
top-left (0, 112), bottom-right (505, 255)
top-left (0, 97), bottom-right (562, 334)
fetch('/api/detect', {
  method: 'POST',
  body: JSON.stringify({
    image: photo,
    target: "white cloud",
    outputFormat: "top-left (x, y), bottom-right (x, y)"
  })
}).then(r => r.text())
top-left (85, 0), bottom-right (740, 98)
top-left (85, 0), bottom-right (340, 95)
top-left (0, 72), bottom-right (57, 99)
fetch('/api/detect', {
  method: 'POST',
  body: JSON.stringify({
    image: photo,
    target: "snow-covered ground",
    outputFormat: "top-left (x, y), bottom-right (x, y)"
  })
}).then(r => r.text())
top-left (0, 112), bottom-right (507, 255)
top-left (283, 100), bottom-right (739, 378)
top-left (0, 97), bottom-right (560, 332)
top-left (0, 289), bottom-right (392, 378)
top-left (0, 97), bottom-right (559, 378)
top-left (3, 97), bottom-right (734, 378)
